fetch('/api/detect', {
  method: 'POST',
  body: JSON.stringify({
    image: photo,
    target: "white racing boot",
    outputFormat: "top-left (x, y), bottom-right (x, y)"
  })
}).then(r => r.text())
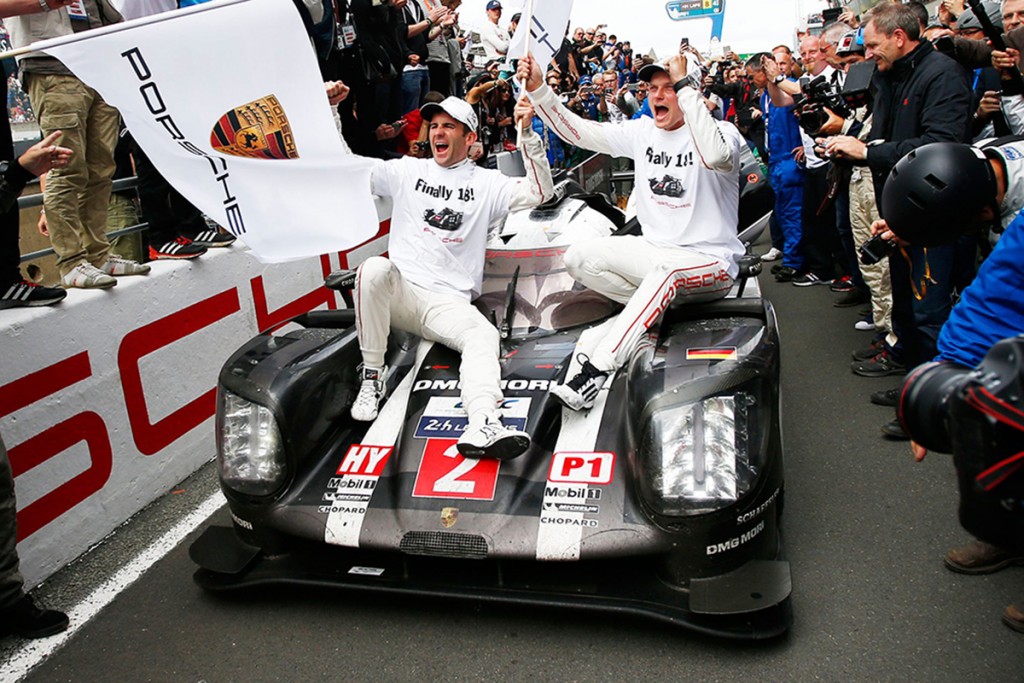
top-left (457, 415), bottom-right (530, 460)
top-left (551, 354), bottom-right (609, 411)
top-left (351, 364), bottom-right (387, 421)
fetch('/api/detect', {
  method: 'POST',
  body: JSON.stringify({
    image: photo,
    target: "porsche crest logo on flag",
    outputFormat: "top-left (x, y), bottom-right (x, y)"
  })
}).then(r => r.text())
top-left (210, 95), bottom-right (299, 160)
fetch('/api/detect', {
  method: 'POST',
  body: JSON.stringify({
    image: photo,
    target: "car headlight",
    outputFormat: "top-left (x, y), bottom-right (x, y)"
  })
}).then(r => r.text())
top-left (218, 389), bottom-right (286, 496)
top-left (639, 390), bottom-right (763, 517)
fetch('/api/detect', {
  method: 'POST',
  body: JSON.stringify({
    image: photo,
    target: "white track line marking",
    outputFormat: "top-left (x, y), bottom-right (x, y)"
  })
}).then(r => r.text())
top-left (0, 490), bottom-right (225, 683)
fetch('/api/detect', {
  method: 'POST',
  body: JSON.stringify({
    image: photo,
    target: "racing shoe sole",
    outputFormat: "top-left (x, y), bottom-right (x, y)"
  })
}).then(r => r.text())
top-left (457, 432), bottom-right (531, 461)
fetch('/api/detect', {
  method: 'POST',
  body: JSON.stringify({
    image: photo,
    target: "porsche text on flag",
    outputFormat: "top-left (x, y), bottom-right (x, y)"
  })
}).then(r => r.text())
top-left (507, 0), bottom-right (574, 70)
top-left (38, 0), bottom-right (378, 263)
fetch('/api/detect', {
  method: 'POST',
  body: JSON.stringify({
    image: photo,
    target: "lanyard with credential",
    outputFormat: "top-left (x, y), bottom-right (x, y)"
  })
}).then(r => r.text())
top-left (898, 245), bottom-right (936, 301)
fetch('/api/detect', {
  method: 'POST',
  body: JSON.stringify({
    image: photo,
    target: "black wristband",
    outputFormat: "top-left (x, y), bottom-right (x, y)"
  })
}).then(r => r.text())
top-left (673, 78), bottom-right (689, 93)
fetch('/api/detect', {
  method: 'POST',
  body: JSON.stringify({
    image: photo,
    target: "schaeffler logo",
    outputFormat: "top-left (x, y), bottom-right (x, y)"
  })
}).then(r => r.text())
top-left (210, 95), bottom-right (299, 160)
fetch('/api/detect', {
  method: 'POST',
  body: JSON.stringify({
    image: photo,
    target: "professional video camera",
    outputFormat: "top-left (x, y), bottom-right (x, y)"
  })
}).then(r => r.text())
top-left (792, 60), bottom-right (875, 136)
top-left (899, 336), bottom-right (1024, 551)
top-left (708, 59), bottom-right (739, 85)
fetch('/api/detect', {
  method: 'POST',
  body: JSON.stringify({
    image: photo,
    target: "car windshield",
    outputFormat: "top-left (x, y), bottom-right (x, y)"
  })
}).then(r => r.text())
top-left (476, 245), bottom-right (620, 336)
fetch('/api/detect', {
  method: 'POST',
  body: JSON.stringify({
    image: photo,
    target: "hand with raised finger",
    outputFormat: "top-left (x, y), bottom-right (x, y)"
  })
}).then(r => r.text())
top-left (19, 130), bottom-right (73, 177)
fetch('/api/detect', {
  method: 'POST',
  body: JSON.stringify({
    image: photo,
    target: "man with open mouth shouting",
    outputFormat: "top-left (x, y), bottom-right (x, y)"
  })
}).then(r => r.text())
top-left (518, 52), bottom-right (745, 411)
top-left (351, 95), bottom-right (553, 461)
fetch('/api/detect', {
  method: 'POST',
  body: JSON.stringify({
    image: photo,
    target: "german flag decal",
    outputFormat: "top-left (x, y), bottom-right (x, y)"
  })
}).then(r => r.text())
top-left (686, 347), bottom-right (738, 361)
top-left (210, 95), bottom-right (298, 160)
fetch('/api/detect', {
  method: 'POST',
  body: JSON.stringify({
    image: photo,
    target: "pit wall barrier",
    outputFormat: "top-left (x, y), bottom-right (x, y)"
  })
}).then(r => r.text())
top-left (2, 209), bottom-right (391, 589)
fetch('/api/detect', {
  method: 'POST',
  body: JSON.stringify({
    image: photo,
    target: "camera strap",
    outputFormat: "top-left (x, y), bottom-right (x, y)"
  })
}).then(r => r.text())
top-left (965, 385), bottom-right (1024, 491)
top-left (898, 246), bottom-right (937, 301)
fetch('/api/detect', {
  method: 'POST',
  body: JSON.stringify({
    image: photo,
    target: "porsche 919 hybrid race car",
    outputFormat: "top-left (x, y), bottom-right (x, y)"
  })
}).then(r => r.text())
top-left (190, 149), bottom-right (790, 639)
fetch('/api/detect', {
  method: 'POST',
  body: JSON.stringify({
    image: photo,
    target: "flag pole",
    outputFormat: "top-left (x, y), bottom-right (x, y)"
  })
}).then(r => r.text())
top-left (516, 0), bottom-right (536, 148)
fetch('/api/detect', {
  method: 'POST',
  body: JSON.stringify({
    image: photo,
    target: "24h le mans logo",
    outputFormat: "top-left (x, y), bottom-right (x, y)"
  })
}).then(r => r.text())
top-left (210, 95), bottom-right (298, 160)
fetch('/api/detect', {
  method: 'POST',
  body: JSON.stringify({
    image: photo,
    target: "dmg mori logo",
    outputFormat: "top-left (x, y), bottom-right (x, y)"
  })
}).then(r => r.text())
top-left (211, 95), bottom-right (299, 160)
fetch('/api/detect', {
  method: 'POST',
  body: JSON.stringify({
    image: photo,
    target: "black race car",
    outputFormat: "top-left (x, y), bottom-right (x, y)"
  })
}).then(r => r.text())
top-left (423, 207), bottom-right (464, 231)
top-left (649, 174), bottom-right (685, 198)
top-left (191, 159), bottom-right (788, 639)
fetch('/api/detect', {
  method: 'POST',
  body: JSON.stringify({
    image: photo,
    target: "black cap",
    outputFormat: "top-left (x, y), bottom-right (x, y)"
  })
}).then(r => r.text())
top-left (637, 62), bottom-right (670, 82)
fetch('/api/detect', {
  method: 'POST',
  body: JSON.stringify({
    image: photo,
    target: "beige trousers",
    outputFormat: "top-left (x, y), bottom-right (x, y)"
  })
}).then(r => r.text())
top-left (25, 73), bottom-right (118, 276)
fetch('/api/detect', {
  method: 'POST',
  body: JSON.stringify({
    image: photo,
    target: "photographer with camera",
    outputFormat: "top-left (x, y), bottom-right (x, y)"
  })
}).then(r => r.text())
top-left (818, 4), bottom-right (972, 429)
top-left (763, 36), bottom-right (847, 288)
top-left (875, 140), bottom-right (1024, 633)
top-left (703, 53), bottom-right (767, 161)
top-left (826, 33), bottom-right (897, 351)
top-left (949, 3), bottom-right (1018, 140)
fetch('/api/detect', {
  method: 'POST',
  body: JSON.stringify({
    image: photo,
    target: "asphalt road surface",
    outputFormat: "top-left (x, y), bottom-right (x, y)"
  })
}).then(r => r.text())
top-left (3, 253), bottom-right (1022, 682)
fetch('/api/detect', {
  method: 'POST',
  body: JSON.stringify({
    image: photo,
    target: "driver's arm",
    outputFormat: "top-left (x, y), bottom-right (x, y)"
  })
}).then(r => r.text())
top-left (509, 126), bottom-right (555, 211)
top-left (526, 84), bottom-right (629, 156)
top-left (678, 85), bottom-right (737, 172)
top-left (368, 158), bottom-right (397, 198)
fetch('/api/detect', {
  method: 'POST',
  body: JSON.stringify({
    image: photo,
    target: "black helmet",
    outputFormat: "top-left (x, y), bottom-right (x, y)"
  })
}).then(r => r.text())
top-left (880, 143), bottom-right (997, 246)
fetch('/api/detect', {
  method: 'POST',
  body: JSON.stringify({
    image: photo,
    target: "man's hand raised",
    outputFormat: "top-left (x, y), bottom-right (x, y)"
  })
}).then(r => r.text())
top-left (517, 54), bottom-right (544, 93)
top-left (514, 95), bottom-right (535, 131)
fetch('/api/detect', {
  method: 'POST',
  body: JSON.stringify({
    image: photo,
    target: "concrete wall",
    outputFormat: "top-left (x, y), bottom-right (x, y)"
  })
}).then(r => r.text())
top-left (2, 223), bottom-right (389, 589)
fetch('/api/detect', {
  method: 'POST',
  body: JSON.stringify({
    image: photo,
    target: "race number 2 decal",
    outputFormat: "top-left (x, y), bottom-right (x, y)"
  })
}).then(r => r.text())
top-left (413, 439), bottom-right (500, 500)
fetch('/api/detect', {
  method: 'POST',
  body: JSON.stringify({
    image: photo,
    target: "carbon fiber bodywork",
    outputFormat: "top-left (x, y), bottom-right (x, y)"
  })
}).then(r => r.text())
top-left (193, 287), bottom-right (789, 638)
top-left (192, 171), bottom-right (788, 637)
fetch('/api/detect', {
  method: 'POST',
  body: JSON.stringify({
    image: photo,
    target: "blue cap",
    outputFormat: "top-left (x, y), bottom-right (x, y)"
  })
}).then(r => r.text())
top-left (486, 1), bottom-right (502, 10)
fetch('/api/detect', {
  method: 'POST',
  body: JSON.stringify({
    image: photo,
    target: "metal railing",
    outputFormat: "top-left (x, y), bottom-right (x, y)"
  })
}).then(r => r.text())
top-left (17, 176), bottom-right (149, 263)
top-left (16, 158), bottom-right (633, 263)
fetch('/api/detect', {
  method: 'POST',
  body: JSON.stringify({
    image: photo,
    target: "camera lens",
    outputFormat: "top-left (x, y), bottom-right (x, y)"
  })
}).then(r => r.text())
top-left (898, 361), bottom-right (971, 453)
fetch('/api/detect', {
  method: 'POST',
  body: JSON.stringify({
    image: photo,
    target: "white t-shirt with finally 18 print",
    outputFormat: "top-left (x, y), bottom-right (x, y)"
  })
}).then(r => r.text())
top-left (527, 83), bottom-right (745, 279)
top-left (368, 130), bottom-right (553, 300)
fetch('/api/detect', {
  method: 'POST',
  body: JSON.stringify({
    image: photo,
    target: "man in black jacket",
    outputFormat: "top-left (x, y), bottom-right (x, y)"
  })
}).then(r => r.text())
top-left (821, 1), bottom-right (972, 438)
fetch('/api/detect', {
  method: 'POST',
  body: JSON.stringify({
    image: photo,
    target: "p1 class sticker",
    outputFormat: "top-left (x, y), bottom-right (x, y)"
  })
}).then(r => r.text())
top-left (536, 320), bottom-right (618, 561)
top-left (548, 452), bottom-right (616, 485)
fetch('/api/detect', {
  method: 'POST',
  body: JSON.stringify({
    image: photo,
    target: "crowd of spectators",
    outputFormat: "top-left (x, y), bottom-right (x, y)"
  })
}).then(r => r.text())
top-left (689, 0), bottom-right (1024, 633)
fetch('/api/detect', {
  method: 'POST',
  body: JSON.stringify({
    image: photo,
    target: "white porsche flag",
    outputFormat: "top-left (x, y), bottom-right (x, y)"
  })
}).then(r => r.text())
top-left (39, 0), bottom-right (378, 263)
top-left (507, 0), bottom-right (574, 70)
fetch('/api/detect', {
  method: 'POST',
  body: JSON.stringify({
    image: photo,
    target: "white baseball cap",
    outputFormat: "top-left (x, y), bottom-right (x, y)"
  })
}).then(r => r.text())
top-left (420, 97), bottom-right (479, 132)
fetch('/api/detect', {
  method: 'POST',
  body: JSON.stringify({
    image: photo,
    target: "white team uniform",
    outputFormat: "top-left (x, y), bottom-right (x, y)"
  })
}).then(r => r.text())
top-left (478, 20), bottom-right (509, 62)
top-left (357, 130), bottom-right (553, 421)
top-left (982, 139), bottom-right (1024, 232)
top-left (527, 82), bottom-right (744, 373)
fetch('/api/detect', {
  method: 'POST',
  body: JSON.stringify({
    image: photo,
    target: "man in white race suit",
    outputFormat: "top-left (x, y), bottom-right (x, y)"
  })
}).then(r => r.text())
top-left (352, 95), bottom-right (553, 460)
top-left (517, 53), bottom-right (744, 410)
